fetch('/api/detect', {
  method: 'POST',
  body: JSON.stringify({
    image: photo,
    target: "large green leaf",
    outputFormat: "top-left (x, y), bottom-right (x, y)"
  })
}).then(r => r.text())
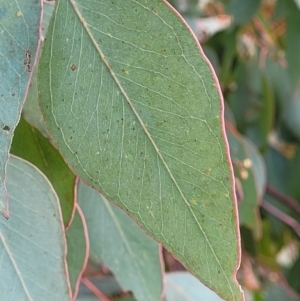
top-left (77, 180), bottom-right (163, 301)
top-left (0, 156), bottom-right (70, 300)
top-left (0, 0), bottom-right (41, 217)
top-left (10, 116), bottom-right (76, 227)
top-left (38, 1), bottom-right (242, 299)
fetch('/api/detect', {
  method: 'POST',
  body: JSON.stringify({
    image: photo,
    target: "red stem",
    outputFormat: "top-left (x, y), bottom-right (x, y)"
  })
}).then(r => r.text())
top-left (266, 185), bottom-right (300, 215)
top-left (261, 200), bottom-right (300, 238)
top-left (81, 278), bottom-right (111, 301)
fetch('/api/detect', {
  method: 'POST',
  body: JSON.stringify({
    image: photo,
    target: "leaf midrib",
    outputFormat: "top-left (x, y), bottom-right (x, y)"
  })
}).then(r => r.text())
top-left (65, 0), bottom-right (235, 298)
top-left (0, 232), bottom-right (33, 301)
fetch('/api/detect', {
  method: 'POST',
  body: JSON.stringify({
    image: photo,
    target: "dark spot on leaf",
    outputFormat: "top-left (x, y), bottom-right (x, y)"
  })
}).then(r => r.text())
top-left (3, 125), bottom-right (10, 131)
top-left (12, 93), bottom-right (15, 96)
top-left (71, 64), bottom-right (76, 71)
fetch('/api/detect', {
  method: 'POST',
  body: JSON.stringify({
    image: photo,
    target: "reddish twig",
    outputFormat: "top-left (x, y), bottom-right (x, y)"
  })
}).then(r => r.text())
top-left (81, 278), bottom-right (111, 301)
top-left (261, 200), bottom-right (300, 238)
top-left (266, 185), bottom-right (300, 215)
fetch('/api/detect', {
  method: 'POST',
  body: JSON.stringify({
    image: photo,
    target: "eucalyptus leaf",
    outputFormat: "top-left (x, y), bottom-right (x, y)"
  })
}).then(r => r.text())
top-left (38, 1), bottom-right (242, 299)
top-left (0, 156), bottom-right (70, 300)
top-left (23, 0), bottom-right (55, 138)
top-left (0, 0), bottom-right (41, 216)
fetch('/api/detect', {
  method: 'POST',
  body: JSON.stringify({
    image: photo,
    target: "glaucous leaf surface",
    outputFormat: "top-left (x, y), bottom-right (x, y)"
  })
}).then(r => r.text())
top-left (165, 272), bottom-right (224, 301)
top-left (0, 0), bottom-right (41, 217)
top-left (0, 156), bottom-right (70, 300)
top-left (38, 1), bottom-right (242, 299)
top-left (77, 181), bottom-right (163, 301)
top-left (22, 0), bottom-right (55, 138)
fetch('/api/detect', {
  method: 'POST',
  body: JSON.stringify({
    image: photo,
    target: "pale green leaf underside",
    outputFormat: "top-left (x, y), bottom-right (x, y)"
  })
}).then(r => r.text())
top-left (77, 180), bottom-right (163, 301)
top-left (38, 0), bottom-right (242, 300)
top-left (0, 156), bottom-right (70, 301)
top-left (166, 272), bottom-right (224, 301)
top-left (0, 0), bottom-right (41, 216)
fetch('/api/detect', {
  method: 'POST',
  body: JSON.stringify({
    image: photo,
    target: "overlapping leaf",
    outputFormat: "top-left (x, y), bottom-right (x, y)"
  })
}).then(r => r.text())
top-left (0, 0), bottom-right (41, 216)
top-left (226, 122), bottom-right (265, 238)
top-left (10, 116), bottom-right (75, 226)
top-left (166, 272), bottom-right (224, 301)
top-left (0, 156), bottom-right (70, 300)
top-left (77, 180), bottom-right (163, 301)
